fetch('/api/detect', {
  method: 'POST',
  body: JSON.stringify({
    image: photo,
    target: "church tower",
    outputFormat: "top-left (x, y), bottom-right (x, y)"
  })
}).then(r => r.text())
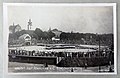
top-left (27, 19), bottom-right (32, 30)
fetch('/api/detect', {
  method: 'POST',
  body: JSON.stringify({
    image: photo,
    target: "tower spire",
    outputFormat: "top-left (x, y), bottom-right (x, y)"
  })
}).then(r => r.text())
top-left (48, 27), bottom-right (51, 32)
top-left (13, 22), bottom-right (14, 26)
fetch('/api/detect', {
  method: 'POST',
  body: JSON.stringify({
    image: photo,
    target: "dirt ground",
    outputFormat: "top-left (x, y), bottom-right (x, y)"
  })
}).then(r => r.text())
top-left (8, 62), bottom-right (114, 73)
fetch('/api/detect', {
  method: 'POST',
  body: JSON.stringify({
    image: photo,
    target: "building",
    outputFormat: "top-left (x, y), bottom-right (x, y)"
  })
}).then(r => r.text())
top-left (9, 23), bottom-right (22, 34)
top-left (51, 29), bottom-right (62, 41)
top-left (19, 34), bottom-right (31, 46)
top-left (52, 37), bottom-right (60, 41)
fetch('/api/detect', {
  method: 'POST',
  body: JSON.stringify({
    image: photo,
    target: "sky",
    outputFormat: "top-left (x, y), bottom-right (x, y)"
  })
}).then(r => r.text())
top-left (7, 4), bottom-right (114, 34)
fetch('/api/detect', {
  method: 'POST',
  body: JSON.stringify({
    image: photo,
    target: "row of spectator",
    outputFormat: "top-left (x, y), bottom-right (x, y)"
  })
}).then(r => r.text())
top-left (8, 49), bottom-right (112, 58)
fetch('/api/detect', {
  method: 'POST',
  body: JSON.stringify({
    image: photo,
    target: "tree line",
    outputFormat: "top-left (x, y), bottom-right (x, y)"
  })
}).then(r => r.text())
top-left (9, 28), bottom-right (55, 40)
top-left (9, 28), bottom-right (113, 46)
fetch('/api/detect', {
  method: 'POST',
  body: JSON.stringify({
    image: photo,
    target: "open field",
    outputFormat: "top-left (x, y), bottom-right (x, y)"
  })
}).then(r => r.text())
top-left (8, 44), bottom-right (107, 52)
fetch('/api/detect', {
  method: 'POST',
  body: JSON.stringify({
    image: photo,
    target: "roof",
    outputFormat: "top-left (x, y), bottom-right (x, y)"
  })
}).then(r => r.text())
top-left (9, 26), bottom-right (15, 31)
top-left (19, 34), bottom-right (31, 40)
top-left (9, 24), bottom-right (21, 32)
top-left (52, 29), bottom-right (62, 32)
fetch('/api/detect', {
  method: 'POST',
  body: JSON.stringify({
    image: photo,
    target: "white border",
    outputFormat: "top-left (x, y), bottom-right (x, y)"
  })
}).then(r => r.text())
top-left (3, 3), bottom-right (117, 75)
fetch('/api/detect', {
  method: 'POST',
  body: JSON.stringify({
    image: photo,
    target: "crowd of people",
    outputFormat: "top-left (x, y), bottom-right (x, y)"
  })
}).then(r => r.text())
top-left (8, 49), bottom-right (112, 58)
top-left (8, 48), bottom-right (114, 68)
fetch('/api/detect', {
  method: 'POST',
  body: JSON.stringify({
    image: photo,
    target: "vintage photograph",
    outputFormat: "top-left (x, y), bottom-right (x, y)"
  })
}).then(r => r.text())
top-left (4, 3), bottom-right (117, 74)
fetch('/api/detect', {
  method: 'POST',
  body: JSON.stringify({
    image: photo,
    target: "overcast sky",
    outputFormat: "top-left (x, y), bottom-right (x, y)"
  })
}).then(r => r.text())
top-left (8, 4), bottom-right (113, 34)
